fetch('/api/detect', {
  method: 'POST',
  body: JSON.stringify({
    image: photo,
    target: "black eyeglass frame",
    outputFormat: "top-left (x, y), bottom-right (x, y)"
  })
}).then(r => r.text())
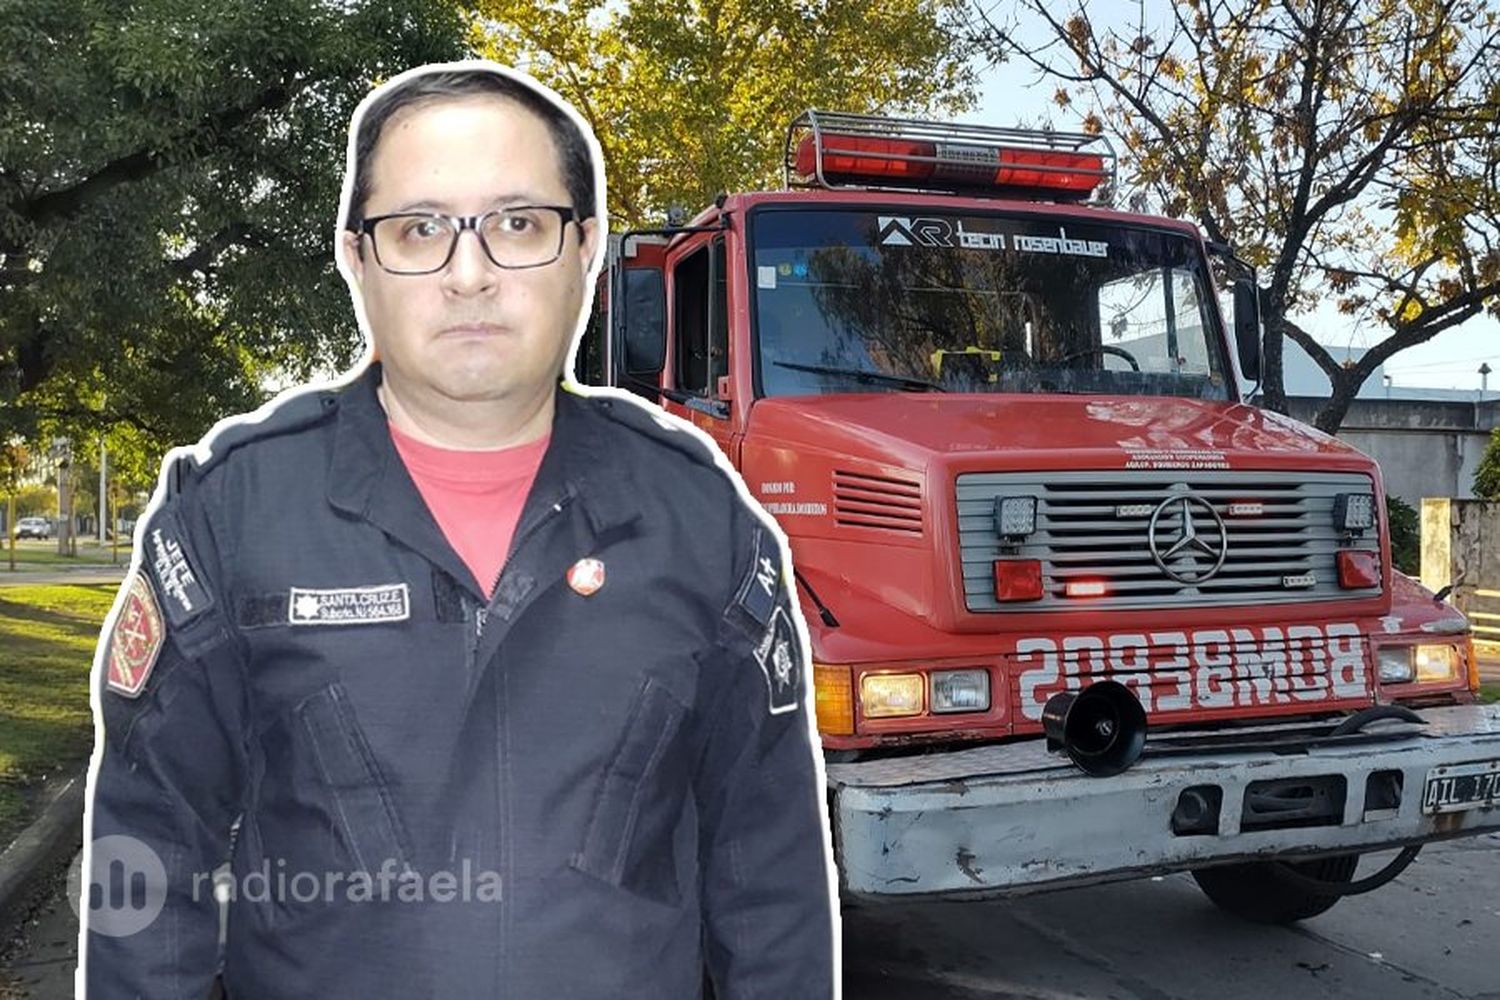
top-left (353, 205), bottom-right (579, 274)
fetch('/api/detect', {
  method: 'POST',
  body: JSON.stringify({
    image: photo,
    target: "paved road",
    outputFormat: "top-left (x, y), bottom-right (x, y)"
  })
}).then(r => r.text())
top-left (6, 836), bottom-right (1497, 998)
top-left (844, 835), bottom-right (1500, 999)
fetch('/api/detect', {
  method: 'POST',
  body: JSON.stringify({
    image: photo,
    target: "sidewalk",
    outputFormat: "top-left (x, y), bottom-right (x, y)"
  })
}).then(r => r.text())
top-left (0, 856), bottom-right (75, 998)
top-left (1, 854), bottom-right (226, 1000)
top-left (0, 567), bottom-right (127, 588)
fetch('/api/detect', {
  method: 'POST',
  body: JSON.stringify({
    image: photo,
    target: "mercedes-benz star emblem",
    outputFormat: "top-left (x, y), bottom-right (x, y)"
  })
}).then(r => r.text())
top-left (1147, 494), bottom-right (1228, 584)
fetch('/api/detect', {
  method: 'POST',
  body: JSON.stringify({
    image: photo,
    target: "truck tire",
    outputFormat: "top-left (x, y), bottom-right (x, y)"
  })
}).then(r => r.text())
top-left (1190, 853), bottom-right (1359, 924)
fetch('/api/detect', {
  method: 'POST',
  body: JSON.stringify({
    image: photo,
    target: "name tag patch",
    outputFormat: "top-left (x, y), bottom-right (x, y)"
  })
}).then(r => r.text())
top-left (288, 583), bottom-right (410, 625)
top-left (150, 509), bottom-right (213, 628)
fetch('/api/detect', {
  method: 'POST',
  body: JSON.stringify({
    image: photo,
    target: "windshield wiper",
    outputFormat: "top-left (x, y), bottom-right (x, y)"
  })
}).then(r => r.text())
top-left (772, 360), bottom-right (945, 393)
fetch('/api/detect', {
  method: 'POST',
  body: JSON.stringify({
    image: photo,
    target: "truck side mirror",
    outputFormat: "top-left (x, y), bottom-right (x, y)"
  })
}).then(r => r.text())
top-left (621, 268), bottom-right (666, 376)
top-left (1233, 277), bottom-right (1261, 383)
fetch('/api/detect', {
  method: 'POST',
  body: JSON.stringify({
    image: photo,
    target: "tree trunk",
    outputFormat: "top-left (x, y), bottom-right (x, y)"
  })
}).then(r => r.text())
top-left (56, 459), bottom-right (71, 557)
top-left (15, 311), bottom-right (53, 394)
top-left (1313, 370), bottom-right (1360, 435)
top-left (1261, 310), bottom-right (1289, 414)
top-left (1313, 396), bottom-right (1354, 435)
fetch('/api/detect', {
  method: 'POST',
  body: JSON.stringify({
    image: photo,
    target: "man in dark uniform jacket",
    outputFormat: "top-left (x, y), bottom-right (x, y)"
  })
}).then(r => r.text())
top-left (81, 61), bottom-right (837, 999)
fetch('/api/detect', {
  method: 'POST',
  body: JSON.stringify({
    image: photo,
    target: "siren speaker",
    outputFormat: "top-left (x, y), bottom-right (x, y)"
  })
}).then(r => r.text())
top-left (1041, 680), bottom-right (1148, 777)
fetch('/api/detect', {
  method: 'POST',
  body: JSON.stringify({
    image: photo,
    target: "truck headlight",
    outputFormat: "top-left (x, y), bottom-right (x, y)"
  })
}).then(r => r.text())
top-left (1378, 644), bottom-right (1461, 684)
top-left (861, 673), bottom-right (925, 718)
top-left (930, 669), bottom-right (990, 713)
top-left (1333, 492), bottom-right (1375, 532)
top-left (1377, 647), bottom-right (1414, 683)
top-left (1415, 644), bottom-right (1459, 683)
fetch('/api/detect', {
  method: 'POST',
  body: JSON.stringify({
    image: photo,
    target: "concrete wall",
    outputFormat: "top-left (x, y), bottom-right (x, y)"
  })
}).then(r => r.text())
top-left (1338, 428), bottom-right (1486, 505)
top-left (1286, 397), bottom-right (1498, 504)
top-left (1421, 498), bottom-right (1500, 643)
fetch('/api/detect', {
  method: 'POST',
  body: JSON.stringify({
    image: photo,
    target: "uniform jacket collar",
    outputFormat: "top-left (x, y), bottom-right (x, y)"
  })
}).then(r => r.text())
top-left (326, 362), bottom-right (640, 599)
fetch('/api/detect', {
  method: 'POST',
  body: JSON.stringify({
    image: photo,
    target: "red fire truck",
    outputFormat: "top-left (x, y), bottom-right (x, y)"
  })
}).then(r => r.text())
top-left (583, 111), bottom-right (1500, 923)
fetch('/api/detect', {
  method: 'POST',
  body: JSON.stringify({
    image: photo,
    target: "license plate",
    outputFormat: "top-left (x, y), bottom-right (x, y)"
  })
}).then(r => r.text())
top-left (1423, 760), bottom-right (1500, 815)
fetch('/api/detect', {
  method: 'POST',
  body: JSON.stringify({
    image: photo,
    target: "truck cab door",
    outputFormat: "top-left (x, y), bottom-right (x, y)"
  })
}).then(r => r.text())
top-left (661, 234), bottom-right (741, 466)
top-left (602, 234), bottom-right (669, 401)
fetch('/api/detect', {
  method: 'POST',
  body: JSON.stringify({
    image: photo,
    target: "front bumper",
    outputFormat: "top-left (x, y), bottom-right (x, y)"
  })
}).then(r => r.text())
top-left (826, 703), bottom-right (1500, 899)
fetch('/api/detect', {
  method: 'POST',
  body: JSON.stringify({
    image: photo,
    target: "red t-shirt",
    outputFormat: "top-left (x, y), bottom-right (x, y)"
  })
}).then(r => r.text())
top-left (388, 422), bottom-right (551, 599)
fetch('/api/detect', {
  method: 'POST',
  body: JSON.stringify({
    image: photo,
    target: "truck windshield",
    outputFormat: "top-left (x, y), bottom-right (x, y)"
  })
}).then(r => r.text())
top-left (749, 208), bottom-right (1232, 400)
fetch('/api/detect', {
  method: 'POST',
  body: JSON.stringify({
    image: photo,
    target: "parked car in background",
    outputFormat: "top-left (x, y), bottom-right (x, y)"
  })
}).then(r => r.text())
top-left (14, 516), bottom-right (51, 540)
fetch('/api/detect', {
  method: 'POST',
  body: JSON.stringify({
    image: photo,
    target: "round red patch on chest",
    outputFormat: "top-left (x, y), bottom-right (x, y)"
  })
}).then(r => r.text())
top-left (567, 557), bottom-right (606, 597)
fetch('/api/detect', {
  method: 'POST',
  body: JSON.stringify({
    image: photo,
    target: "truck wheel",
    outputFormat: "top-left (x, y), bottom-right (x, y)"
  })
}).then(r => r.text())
top-left (1190, 853), bottom-right (1359, 924)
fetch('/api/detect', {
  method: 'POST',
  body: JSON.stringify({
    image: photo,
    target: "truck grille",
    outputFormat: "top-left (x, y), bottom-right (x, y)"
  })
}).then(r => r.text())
top-left (957, 470), bottom-right (1382, 612)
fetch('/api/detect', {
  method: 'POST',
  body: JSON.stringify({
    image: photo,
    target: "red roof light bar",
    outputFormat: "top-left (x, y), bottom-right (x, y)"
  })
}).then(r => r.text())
top-left (784, 109), bottom-right (1116, 202)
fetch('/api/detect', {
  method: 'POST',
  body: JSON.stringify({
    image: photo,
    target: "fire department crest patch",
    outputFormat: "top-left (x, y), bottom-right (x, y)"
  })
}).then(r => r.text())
top-left (107, 571), bottom-right (165, 699)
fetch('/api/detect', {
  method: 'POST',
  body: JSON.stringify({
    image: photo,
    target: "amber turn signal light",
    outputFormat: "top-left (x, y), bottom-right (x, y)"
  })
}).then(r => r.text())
top-left (813, 662), bottom-right (854, 736)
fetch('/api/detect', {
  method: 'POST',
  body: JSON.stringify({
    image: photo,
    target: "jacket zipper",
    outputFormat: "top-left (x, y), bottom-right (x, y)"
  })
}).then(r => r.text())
top-left (464, 495), bottom-right (575, 679)
top-left (473, 495), bottom-right (572, 642)
top-left (465, 601), bottom-right (485, 671)
top-left (485, 492), bottom-right (572, 996)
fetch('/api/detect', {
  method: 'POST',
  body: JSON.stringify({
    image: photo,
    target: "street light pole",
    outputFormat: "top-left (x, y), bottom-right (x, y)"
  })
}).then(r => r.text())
top-left (111, 478), bottom-right (120, 564)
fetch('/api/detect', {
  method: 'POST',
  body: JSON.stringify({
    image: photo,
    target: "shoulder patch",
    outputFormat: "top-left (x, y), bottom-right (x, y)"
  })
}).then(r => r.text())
top-left (752, 604), bottom-right (802, 715)
top-left (730, 525), bottom-right (780, 629)
top-left (723, 523), bottom-right (803, 716)
top-left (107, 571), bottom-right (165, 699)
top-left (145, 506), bottom-right (215, 629)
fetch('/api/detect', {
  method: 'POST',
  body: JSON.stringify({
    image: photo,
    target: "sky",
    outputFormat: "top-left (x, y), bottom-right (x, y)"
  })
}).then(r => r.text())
top-left (958, 17), bottom-right (1498, 394)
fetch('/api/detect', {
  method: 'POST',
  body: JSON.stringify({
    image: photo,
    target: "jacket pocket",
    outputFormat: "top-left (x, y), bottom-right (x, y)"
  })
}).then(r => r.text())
top-left (569, 674), bottom-right (691, 907)
top-left (296, 682), bottom-right (414, 876)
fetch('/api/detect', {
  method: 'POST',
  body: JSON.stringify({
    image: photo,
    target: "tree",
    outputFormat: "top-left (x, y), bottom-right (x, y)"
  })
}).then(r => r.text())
top-left (468, 0), bottom-right (977, 226)
top-left (1385, 493), bottom-right (1420, 572)
top-left (11, 485), bottom-right (55, 520)
top-left (1, 0), bottom-right (468, 454)
top-left (0, 439), bottom-right (23, 494)
top-left (971, 0), bottom-right (1500, 432)
top-left (1476, 427), bottom-right (1500, 498)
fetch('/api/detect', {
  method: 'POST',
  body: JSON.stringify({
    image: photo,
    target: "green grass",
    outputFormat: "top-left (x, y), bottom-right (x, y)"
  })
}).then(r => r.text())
top-left (1480, 684), bottom-right (1500, 705)
top-left (0, 539), bottom-right (132, 570)
top-left (0, 584), bottom-right (118, 845)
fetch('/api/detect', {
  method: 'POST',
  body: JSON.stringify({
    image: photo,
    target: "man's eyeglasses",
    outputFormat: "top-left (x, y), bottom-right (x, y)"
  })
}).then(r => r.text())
top-left (354, 206), bottom-right (578, 275)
